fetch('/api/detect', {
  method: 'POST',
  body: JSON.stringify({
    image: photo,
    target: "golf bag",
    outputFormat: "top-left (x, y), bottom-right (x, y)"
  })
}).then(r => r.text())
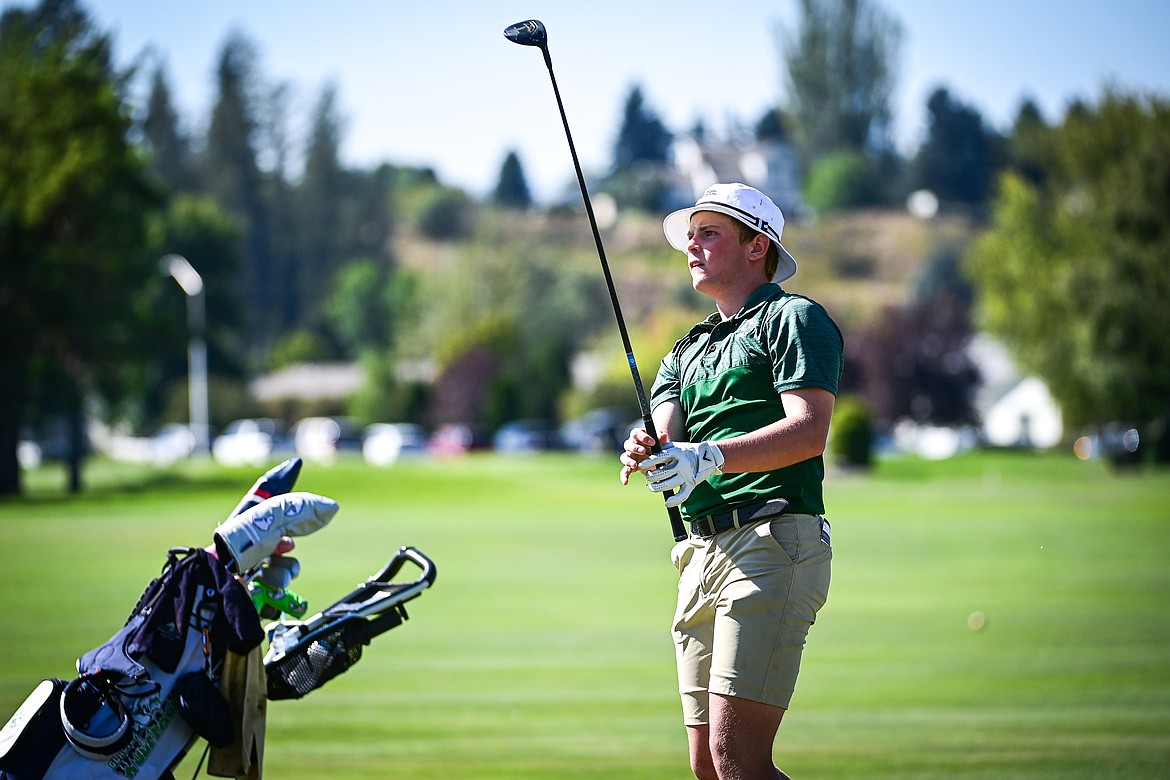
top-left (0, 546), bottom-right (262, 779)
top-left (0, 459), bottom-right (437, 780)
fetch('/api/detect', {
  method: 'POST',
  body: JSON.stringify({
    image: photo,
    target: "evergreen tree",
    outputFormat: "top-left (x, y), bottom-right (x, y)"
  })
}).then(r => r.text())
top-left (754, 106), bottom-right (789, 142)
top-left (611, 85), bottom-right (672, 171)
top-left (493, 150), bottom-right (532, 209)
top-left (606, 85), bottom-right (674, 211)
top-left (913, 87), bottom-right (995, 208)
top-left (338, 162), bottom-right (394, 267)
top-left (141, 63), bottom-right (195, 193)
top-left (201, 31), bottom-right (276, 353)
top-left (1005, 97), bottom-right (1050, 186)
top-left (294, 82), bottom-right (345, 331)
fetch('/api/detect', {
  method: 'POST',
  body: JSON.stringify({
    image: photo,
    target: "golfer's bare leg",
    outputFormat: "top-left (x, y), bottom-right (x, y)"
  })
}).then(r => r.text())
top-left (687, 724), bottom-right (718, 780)
top-left (686, 693), bottom-right (791, 780)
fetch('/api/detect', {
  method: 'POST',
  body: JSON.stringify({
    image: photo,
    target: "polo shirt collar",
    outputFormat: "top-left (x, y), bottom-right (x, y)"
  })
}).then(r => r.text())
top-left (716, 283), bottom-right (783, 322)
top-left (693, 283), bottom-right (783, 334)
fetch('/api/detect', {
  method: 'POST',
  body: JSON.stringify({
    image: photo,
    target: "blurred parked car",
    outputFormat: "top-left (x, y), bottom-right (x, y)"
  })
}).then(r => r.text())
top-left (101, 423), bottom-right (198, 465)
top-left (17, 440), bottom-right (41, 469)
top-left (212, 418), bottom-right (289, 467)
top-left (427, 423), bottom-right (491, 457)
top-left (151, 423), bottom-right (198, 463)
top-left (493, 419), bottom-right (563, 453)
top-left (291, 416), bottom-right (362, 465)
top-left (362, 423), bottom-right (428, 466)
top-left (558, 407), bottom-right (632, 454)
top-left (20, 418), bottom-right (87, 463)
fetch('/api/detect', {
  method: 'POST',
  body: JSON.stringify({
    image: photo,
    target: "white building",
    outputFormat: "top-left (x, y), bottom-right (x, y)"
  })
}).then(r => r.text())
top-left (982, 376), bottom-right (1063, 449)
top-left (969, 335), bottom-right (1063, 448)
top-left (669, 136), bottom-right (803, 216)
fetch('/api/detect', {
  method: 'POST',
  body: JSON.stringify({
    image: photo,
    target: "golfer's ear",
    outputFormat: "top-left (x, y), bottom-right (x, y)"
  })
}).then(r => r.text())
top-left (749, 234), bottom-right (770, 260)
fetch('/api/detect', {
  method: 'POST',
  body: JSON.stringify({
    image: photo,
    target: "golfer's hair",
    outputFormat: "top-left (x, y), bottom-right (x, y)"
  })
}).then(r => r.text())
top-left (735, 222), bottom-right (780, 280)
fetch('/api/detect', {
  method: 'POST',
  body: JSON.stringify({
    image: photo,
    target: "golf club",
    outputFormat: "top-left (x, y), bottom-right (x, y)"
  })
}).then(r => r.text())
top-left (504, 19), bottom-right (688, 543)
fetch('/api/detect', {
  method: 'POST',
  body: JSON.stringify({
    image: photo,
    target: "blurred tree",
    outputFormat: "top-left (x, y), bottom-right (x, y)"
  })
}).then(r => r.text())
top-left (967, 89), bottom-right (1170, 438)
top-left (267, 329), bottom-right (331, 368)
top-left (754, 106), bottom-right (790, 143)
top-left (260, 80), bottom-right (300, 343)
top-left (0, 0), bottom-right (161, 494)
top-left (336, 162), bottom-right (394, 264)
top-left (144, 195), bottom-right (245, 430)
top-left (427, 314), bottom-right (514, 429)
top-left (415, 185), bottom-right (476, 240)
top-left (688, 118), bottom-right (708, 143)
top-left (829, 394), bottom-right (875, 467)
top-left (141, 63), bottom-right (196, 194)
top-left (327, 258), bottom-right (392, 356)
top-left (777, 0), bottom-right (902, 166)
top-left (343, 267), bottom-right (424, 424)
top-left (493, 149), bottom-right (532, 210)
top-left (804, 150), bottom-right (883, 212)
top-left (1004, 97), bottom-right (1050, 187)
top-left (201, 31), bottom-right (277, 354)
top-left (289, 101), bottom-right (396, 359)
top-left (911, 243), bottom-right (974, 307)
top-left (294, 82), bottom-right (346, 333)
top-left (396, 223), bottom-right (609, 430)
top-left (913, 86), bottom-right (996, 208)
top-left (606, 85), bottom-right (674, 212)
top-left (846, 289), bottom-right (981, 427)
top-left (611, 85), bottom-right (672, 169)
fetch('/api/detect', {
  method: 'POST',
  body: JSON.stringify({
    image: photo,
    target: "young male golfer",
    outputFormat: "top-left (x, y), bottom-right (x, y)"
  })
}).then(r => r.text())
top-left (620, 183), bottom-right (842, 780)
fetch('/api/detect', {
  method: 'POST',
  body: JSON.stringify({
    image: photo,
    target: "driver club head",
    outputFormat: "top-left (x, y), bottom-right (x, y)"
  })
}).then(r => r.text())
top-left (504, 19), bottom-right (547, 49)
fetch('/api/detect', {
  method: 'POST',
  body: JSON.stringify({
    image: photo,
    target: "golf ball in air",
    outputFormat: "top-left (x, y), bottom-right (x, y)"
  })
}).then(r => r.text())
top-left (967, 611), bottom-right (988, 631)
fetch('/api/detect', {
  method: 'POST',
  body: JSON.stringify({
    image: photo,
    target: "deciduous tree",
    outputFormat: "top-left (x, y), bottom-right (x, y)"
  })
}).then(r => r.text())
top-left (967, 89), bottom-right (1170, 439)
top-left (777, 0), bottom-right (902, 165)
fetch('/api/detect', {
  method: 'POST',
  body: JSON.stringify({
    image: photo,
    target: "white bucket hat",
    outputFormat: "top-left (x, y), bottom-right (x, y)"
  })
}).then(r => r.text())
top-left (663, 183), bottom-right (798, 283)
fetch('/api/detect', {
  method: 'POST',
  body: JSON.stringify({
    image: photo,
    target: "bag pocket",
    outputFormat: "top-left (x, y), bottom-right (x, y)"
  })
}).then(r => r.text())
top-left (0, 678), bottom-right (67, 776)
top-left (176, 672), bottom-right (234, 749)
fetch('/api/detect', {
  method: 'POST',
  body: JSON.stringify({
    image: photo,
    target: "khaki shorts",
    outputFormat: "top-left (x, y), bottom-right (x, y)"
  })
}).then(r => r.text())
top-left (670, 513), bottom-right (831, 725)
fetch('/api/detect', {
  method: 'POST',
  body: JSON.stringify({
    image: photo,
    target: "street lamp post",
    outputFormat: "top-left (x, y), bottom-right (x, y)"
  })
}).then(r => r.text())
top-left (161, 254), bottom-right (210, 456)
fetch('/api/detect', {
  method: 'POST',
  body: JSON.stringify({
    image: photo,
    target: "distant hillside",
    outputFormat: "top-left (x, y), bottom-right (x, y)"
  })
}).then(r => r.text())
top-left (395, 205), bottom-right (982, 333)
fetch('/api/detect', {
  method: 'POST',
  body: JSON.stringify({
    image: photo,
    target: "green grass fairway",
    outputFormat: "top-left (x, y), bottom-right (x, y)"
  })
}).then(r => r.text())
top-left (2, 451), bottom-right (1168, 778)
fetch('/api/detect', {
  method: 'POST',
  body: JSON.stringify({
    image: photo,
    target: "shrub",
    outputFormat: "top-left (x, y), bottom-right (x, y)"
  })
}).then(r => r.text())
top-left (804, 151), bottom-right (884, 213)
top-left (830, 394), bottom-right (875, 468)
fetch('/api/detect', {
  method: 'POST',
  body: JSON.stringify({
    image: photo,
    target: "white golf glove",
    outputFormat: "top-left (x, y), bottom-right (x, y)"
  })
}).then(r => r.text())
top-left (639, 441), bottom-right (725, 508)
top-left (214, 492), bottom-right (338, 573)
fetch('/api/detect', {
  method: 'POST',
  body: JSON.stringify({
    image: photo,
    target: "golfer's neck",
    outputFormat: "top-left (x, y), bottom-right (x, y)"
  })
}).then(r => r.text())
top-left (708, 278), bottom-right (766, 320)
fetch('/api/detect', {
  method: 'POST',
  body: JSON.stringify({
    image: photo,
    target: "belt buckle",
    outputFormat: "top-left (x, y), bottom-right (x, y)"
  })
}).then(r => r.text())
top-left (691, 515), bottom-right (716, 538)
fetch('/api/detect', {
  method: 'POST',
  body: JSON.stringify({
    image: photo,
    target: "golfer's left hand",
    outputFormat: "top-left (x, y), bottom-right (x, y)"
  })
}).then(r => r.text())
top-left (639, 441), bottom-right (724, 508)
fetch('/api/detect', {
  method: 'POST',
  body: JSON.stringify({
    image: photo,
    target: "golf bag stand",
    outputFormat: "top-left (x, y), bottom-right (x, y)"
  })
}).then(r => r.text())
top-left (263, 546), bottom-right (437, 701)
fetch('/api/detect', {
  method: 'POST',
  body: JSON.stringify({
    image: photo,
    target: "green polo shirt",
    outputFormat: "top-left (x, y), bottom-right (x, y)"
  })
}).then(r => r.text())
top-left (650, 283), bottom-right (843, 517)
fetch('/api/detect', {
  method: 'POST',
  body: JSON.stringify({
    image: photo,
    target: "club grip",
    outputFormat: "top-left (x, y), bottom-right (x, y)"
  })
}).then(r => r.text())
top-left (643, 416), bottom-right (689, 542)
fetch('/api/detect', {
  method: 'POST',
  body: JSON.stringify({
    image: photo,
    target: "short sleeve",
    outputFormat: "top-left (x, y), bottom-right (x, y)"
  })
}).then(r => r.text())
top-left (650, 349), bottom-right (681, 409)
top-left (766, 297), bottom-right (843, 395)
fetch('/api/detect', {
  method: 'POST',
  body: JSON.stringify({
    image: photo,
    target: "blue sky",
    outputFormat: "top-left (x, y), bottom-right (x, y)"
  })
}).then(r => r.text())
top-left (17, 0), bottom-right (1169, 202)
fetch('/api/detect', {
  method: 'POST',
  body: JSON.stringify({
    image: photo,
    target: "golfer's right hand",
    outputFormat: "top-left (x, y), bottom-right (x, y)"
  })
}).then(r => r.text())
top-left (214, 492), bottom-right (338, 573)
top-left (619, 428), bottom-right (668, 485)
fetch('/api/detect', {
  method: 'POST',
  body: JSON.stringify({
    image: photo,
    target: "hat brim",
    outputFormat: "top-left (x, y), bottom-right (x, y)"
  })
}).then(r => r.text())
top-left (663, 205), bottom-right (798, 283)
